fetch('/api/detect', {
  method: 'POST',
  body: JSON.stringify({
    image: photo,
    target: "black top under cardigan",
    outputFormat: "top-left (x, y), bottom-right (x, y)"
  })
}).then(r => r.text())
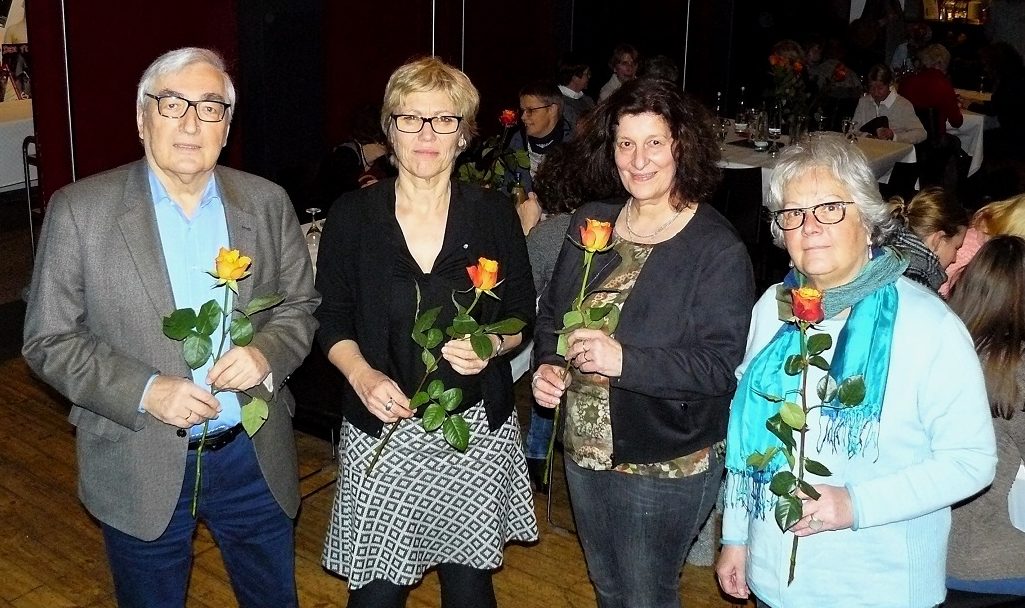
top-left (534, 199), bottom-right (756, 464)
top-left (315, 178), bottom-right (536, 437)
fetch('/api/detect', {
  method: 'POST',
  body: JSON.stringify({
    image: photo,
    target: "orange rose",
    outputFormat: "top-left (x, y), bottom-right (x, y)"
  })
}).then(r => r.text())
top-left (212, 247), bottom-right (252, 284)
top-left (769, 54), bottom-right (785, 67)
top-left (499, 109), bottom-right (518, 128)
top-left (579, 219), bottom-right (613, 252)
top-left (791, 286), bottom-right (824, 323)
top-left (466, 257), bottom-right (499, 292)
top-left (792, 61), bottom-right (804, 73)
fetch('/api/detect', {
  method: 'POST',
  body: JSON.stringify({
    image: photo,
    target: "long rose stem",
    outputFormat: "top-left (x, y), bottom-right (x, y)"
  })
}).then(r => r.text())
top-left (789, 320), bottom-right (811, 585)
top-left (365, 370), bottom-right (431, 475)
top-left (192, 287), bottom-right (234, 517)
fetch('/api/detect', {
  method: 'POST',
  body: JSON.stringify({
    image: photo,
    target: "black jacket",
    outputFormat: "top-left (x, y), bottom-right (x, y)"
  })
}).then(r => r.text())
top-left (534, 199), bottom-right (755, 464)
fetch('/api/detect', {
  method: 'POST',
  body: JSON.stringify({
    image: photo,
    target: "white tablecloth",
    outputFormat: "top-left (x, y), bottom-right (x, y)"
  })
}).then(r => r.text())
top-left (719, 133), bottom-right (916, 201)
top-left (0, 99), bottom-right (35, 189)
top-left (948, 110), bottom-right (985, 177)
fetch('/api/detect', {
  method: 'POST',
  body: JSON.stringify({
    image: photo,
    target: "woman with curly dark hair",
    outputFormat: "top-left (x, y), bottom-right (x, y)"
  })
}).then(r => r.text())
top-left (531, 77), bottom-right (756, 607)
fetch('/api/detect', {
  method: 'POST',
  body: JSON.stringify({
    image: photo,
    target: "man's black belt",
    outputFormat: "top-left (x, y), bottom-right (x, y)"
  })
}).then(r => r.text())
top-left (188, 424), bottom-right (244, 451)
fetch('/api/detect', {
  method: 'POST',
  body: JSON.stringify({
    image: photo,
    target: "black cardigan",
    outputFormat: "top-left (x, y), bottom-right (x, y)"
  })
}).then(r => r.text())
top-left (534, 199), bottom-right (755, 464)
top-left (315, 177), bottom-right (536, 437)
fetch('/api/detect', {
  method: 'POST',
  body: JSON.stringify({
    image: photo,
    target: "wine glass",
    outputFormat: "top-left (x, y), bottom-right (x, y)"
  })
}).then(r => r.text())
top-left (304, 207), bottom-right (322, 267)
top-left (841, 118), bottom-right (858, 144)
top-left (715, 118), bottom-right (730, 150)
top-left (734, 110), bottom-right (749, 136)
top-left (767, 105), bottom-right (783, 157)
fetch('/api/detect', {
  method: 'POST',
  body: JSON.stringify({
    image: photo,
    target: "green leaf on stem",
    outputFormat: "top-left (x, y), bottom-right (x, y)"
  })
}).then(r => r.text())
top-left (422, 349), bottom-right (437, 373)
top-left (604, 306), bottom-right (621, 332)
top-left (816, 375), bottom-right (838, 402)
top-left (241, 397), bottom-right (269, 436)
top-left (797, 479), bottom-right (821, 500)
top-left (428, 379), bottom-right (444, 400)
top-left (412, 330), bottom-right (428, 349)
top-left (754, 388), bottom-right (785, 403)
top-left (588, 304), bottom-right (613, 322)
top-left (784, 446), bottom-right (796, 469)
top-left (422, 403), bottom-right (446, 432)
top-left (196, 300), bottom-right (222, 336)
top-left (414, 306), bottom-right (442, 334)
top-left (784, 354), bottom-right (806, 375)
top-left (779, 402), bottom-right (807, 430)
top-left (563, 309), bottom-right (584, 328)
top-left (769, 470), bottom-right (798, 496)
top-left (439, 387), bottom-right (463, 412)
top-left (554, 323), bottom-right (584, 335)
top-left (806, 333), bottom-right (833, 355)
top-left (557, 333), bottom-right (569, 357)
top-left (804, 457), bottom-right (832, 476)
top-left (746, 446), bottom-right (780, 470)
top-left (229, 316), bottom-right (254, 346)
top-left (162, 308), bottom-right (197, 341)
top-left (482, 318), bottom-right (526, 334)
top-left (766, 414), bottom-right (797, 450)
top-left (425, 328), bottom-right (443, 349)
top-left (775, 494), bottom-right (803, 532)
top-left (808, 355), bottom-right (830, 371)
top-left (244, 293), bottom-right (285, 316)
top-left (470, 332), bottom-right (493, 360)
top-left (450, 314), bottom-right (480, 336)
top-left (183, 332), bottom-right (212, 369)
top-left (837, 375), bottom-right (866, 407)
top-left (443, 415), bottom-right (470, 451)
top-left (410, 391), bottom-right (430, 410)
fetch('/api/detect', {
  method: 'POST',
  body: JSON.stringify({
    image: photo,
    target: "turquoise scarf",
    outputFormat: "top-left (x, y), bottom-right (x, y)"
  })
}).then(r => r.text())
top-left (725, 247), bottom-right (909, 518)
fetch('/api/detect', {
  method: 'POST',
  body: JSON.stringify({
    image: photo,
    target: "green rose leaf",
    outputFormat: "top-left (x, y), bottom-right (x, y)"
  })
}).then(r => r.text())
top-left (753, 388), bottom-right (785, 403)
top-left (482, 318), bottom-right (526, 335)
top-left (470, 332), bottom-right (493, 360)
top-left (774, 494), bottom-right (803, 532)
top-left (422, 349), bottom-right (437, 373)
top-left (443, 415), bottom-right (470, 451)
top-left (766, 413), bottom-right (797, 450)
top-left (797, 479), bottom-right (821, 500)
top-left (556, 333), bottom-right (569, 357)
top-left (746, 445), bottom-right (780, 471)
top-left (411, 330), bottom-right (429, 349)
top-left (804, 457), bottom-right (832, 477)
top-left (162, 308), bottom-right (198, 341)
top-left (414, 306), bottom-right (443, 334)
top-left (837, 375), bottom-right (866, 407)
top-left (229, 316), bottom-right (254, 346)
top-left (554, 322), bottom-right (584, 335)
top-left (784, 446), bottom-right (796, 470)
top-left (422, 403), bottom-right (446, 432)
top-left (563, 310), bottom-right (584, 328)
top-left (428, 379), bottom-right (444, 400)
top-left (450, 314), bottom-right (480, 336)
top-left (779, 402), bottom-right (806, 430)
top-left (183, 332), bottom-right (213, 369)
top-left (588, 304), bottom-right (613, 322)
top-left (439, 387), bottom-right (463, 412)
top-left (603, 306), bottom-right (621, 333)
top-left (241, 397), bottom-right (269, 436)
top-left (769, 470), bottom-right (798, 497)
top-left (817, 375), bottom-right (838, 403)
top-left (409, 391), bottom-right (430, 410)
top-left (244, 293), bottom-right (285, 316)
top-left (784, 354), bottom-right (806, 375)
top-left (425, 328), bottom-right (444, 350)
top-left (808, 355), bottom-right (830, 371)
top-left (806, 333), bottom-right (832, 355)
top-left (196, 299), bottom-right (222, 336)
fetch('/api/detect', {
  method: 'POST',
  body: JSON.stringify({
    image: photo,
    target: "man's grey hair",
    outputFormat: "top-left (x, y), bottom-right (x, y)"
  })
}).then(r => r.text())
top-left (136, 47), bottom-right (236, 120)
top-left (765, 137), bottom-right (899, 247)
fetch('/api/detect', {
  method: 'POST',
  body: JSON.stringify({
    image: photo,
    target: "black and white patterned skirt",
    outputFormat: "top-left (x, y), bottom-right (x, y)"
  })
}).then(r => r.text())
top-left (321, 403), bottom-right (538, 589)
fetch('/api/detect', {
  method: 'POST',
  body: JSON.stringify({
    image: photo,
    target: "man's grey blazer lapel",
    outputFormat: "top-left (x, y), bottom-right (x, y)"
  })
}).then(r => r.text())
top-left (220, 169), bottom-right (257, 307)
top-left (117, 161), bottom-right (177, 317)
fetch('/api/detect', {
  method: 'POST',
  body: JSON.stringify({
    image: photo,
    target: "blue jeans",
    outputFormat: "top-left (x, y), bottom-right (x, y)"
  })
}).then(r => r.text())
top-left (524, 405), bottom-right (554, 460)
top-left (101, 434), bottom-right (297, 608)
top-left (565, 450), bottom-right (723, 608)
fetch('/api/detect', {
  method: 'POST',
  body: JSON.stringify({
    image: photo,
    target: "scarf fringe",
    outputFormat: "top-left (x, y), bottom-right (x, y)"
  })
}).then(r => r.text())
top-left (817, 404), bottom-right (881, 459)
top-left (726, 467), bottom-right (777, 520)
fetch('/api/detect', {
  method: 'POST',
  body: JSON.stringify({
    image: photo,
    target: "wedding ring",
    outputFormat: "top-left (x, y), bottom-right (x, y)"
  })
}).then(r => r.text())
top-left (531, 373), bottom-right (542, 387)
top-left (808, 515), bottom-right (823, 531)
top-left (385, 398), bottom-right (394, 412)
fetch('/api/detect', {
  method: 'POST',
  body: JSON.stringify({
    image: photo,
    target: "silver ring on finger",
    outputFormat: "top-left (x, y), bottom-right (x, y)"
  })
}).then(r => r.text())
top-left (385, 398), bottom-right (394, 412)
top-left (808, 515), bottom-right (823, 531)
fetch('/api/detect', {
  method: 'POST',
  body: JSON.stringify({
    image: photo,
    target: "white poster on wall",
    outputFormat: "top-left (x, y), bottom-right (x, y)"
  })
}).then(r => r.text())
top-left (0, 0), bottom-right (28, 102)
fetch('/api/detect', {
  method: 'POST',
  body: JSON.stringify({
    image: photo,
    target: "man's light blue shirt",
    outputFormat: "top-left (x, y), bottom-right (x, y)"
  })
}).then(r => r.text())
top-left (148, 168), bottom-right (240, 436)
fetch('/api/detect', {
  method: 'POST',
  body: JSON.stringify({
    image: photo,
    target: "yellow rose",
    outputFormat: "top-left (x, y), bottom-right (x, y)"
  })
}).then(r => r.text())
top-left (211, 247), bottom-right (252, 286)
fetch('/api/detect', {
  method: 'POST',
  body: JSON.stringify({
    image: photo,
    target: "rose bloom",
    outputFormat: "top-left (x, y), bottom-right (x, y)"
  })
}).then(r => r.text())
top-left (499, 109), bottom-right (518, 128)
top-left (467, 257), bottom-right (499, 291)
top-left (580, 219), bottom-right (613, 252)
top-left (769, 54), bottom-right (785, 67)
top-left (791, 286), bottom-right (825, 324)
top-left (792, 61), bottom-right (804, 73)
top-left (213, 247), bottom-right (252, 283)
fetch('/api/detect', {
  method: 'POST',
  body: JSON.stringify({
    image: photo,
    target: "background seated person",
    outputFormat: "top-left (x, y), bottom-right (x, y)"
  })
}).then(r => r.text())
top-left (509, 81), bottom-right (570, 194)
top-left (899, 43), bottom-right (963, 132)
top-left (599, 43), bottom-right (638, 101)
top-left (556, 53), bottom-right (595, 133)
top-left (853, 64), bottom-right (927, 144)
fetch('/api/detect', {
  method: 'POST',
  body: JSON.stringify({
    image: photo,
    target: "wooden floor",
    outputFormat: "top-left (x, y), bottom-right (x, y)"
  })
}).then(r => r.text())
top-left (0, 356), bottom-right (751, 607)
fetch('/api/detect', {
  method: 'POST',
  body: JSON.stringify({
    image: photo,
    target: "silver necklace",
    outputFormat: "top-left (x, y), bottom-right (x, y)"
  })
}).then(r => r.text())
top-left (624, 198), bottom-right (685, 239)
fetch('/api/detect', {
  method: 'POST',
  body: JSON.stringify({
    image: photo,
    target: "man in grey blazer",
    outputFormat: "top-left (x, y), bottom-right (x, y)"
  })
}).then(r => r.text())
top-left (22, 47), bottom-right (318, 607)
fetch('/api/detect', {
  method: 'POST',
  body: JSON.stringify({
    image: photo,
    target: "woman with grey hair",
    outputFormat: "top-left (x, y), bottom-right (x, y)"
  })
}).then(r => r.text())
top-left (716, 138), bottom-right (996, 607)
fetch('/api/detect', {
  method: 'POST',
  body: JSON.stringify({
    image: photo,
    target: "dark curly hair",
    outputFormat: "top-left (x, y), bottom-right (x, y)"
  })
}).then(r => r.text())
top-left (564, 77), bottom-right (722, 210)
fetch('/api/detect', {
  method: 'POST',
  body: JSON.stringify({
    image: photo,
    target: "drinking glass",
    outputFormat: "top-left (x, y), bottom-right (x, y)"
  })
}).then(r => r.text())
top-left (305, 207), bottom-right (322, 267)
top-left (716, 118), bottom-right (730, 150)
top-left (767, 106), bottom-right (783, 157)
top-left (734, 110), bottom-right (749, 135)
top-left (750, 111), bottom-right (769, 152)
top-left (841, 118), bottom-right (858, 144)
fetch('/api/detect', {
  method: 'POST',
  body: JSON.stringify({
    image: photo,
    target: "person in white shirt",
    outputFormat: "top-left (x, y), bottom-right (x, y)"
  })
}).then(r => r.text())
top-left (853, 63), bottom-right (927, 144)
top-left (598, 44), bottom-right (638, 101)
top-left (556, 53), bottom-right (595, 132)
